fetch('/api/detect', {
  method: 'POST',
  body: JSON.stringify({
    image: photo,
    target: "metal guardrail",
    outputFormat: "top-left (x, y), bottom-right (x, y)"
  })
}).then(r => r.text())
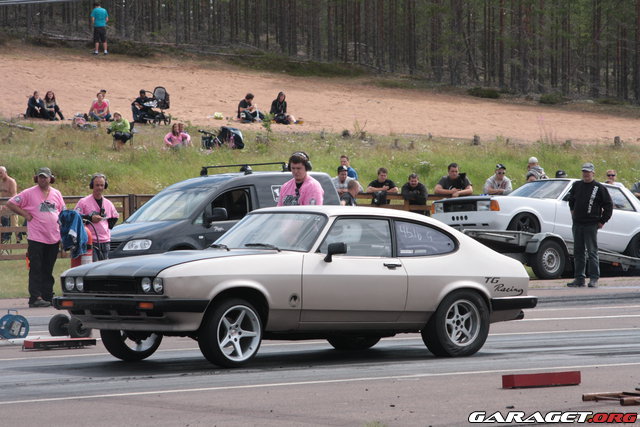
top-left (0, 194), bottom-right (153, 261)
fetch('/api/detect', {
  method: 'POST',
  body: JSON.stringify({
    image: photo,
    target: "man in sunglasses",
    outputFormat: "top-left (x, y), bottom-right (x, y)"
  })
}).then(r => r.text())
top-left (604, 169), bottom-right (624, 188)
top-left (483, 163), bottom-right (512, 195)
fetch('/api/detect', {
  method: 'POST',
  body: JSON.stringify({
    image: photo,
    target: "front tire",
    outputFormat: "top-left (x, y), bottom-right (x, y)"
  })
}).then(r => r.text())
top-left (528, 239), bottom-right (566, 279)
top-left (198, 299), bottom-right (262, 368)
top-left (327, 335), bottom-right (381, 351)
top-left (507, 213), bottom-right (540, 233)
top-left (422, 290), bottom-right (489, 357)
top-left (100, 330), bottom-right (163, 361)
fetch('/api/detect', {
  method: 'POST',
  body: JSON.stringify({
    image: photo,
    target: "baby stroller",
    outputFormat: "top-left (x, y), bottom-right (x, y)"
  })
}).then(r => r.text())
top-left (134, 87), bottom-right (171, 125)
top-left (198, 127), bottom-right (244, 149)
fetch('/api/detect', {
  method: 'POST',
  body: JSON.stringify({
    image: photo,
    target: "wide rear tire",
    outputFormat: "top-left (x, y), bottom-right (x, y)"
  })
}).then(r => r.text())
top-left (100, 330), bottom-right (163, 361)
top-left (422, 290), bottom-right (489, 357)
top-left (198, 299), bottom-right (262, 368)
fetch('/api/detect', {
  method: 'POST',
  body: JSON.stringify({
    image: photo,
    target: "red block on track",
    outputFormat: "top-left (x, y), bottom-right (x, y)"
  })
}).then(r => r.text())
top-left (502, 371), bottom-right (581, 389)
top-left (22, 337), bottom-right (96, 350)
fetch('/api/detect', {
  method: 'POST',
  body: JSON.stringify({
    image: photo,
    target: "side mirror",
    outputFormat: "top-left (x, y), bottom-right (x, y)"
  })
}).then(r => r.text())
top-left (203, 206), bottom-right (228, 227)
top-left (324, 242), bottom-right (347, 262)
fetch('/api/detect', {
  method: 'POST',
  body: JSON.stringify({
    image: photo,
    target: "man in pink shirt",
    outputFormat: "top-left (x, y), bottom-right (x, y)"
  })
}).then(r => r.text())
top-left (7, 167), bottom-right (65, 307)
top-left (277, 152), bottom-right (324, 206)
top-left (75, 174), bottom-right (119, 261)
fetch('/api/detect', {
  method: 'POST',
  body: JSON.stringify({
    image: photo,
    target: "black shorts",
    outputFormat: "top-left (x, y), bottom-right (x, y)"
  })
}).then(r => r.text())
top-left (93, 26), bottom-right (107, 43)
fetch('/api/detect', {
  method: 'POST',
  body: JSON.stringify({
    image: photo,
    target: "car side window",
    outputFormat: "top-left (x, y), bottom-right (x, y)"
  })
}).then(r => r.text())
top-left (195, 188), bottom-right (251, 224)
top-left (319, 218), bottom-right (392, 257)
top-left (607, 187), bottom-right (634, 211)
top-left (395, 221), bottom-right (456, 256)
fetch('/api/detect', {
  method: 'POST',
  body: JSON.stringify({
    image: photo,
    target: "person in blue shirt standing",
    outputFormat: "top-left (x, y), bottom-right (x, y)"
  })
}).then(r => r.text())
top-left (90, 2), bottom-right (109, 55)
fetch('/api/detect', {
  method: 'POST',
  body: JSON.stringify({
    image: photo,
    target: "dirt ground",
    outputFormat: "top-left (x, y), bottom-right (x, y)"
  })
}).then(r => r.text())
top-left (2, 44), bottom-right (639, 145)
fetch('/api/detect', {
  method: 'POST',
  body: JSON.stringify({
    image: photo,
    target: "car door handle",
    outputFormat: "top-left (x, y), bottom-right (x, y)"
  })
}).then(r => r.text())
top-left (384, 263), bottom-right (402, 269)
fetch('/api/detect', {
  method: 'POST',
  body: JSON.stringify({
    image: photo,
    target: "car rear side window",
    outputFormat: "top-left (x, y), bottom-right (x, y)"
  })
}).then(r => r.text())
top-left (606, 187), bottom-right (635, 211)
top-left (395, 221), bottom-right (456, 256)
top-left (319, 218), bottom-right (392, 257)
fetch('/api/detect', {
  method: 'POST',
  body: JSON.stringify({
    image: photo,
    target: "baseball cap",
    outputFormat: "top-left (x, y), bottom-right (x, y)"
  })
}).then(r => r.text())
top-left (337, 165), bottom-right (348, 173)
top-left (36, 167), bottom-right (53, 178)
top-left (495, 163), bottom-right (506, 170)
top-left (581, 162), bottom-right (595, 172)
top-left (528, 157), bottom-right (538, 164)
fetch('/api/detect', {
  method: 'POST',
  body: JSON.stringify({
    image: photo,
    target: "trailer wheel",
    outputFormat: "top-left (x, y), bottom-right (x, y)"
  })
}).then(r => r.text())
top-left (48, 314), bottom-right (69, 336)
top-left (529, 239), bottom-right (565, 279)
top-left (68, 317), bottom-right (92, 338)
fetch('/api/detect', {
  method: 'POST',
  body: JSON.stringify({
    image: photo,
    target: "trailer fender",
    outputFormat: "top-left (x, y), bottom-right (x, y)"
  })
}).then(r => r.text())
top-left (523, 232), bottom-right (569, 256)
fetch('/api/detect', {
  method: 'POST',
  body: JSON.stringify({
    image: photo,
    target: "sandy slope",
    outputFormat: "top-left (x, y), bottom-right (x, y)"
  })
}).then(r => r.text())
top-left (1, 45), bottom-right (638, 145)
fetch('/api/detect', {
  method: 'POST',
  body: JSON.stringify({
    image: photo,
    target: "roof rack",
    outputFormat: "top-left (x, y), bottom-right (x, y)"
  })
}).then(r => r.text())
top-left (200, 162), bottom-right (287, 176)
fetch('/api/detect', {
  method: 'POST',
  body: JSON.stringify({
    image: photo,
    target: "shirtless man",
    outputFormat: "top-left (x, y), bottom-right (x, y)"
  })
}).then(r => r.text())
top-left (0, 166), bottom-right (18, 243)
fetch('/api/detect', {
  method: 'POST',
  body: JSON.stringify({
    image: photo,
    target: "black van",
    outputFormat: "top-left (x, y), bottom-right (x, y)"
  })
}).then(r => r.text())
top-left (109, 163), bottom-right (340, 258)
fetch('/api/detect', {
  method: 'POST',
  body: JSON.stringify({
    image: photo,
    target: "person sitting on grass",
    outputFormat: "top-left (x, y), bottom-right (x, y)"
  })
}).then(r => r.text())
top-left (107, 112), bottom-right (132, 149)
top-left (270, 91), bottom-right (296, 124)
top-left (43, 91), bottom-right (64, 121)
top-left (163, 123), bottom-right (191, 149)
top-left (89, 91), bottom-right (111, 121)
top-left (25, 91), bottom-right (47, 119)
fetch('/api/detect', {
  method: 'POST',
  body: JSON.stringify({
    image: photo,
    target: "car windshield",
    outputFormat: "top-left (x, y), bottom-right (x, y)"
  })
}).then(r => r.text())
top-left (216, 212), bottom-right (328, 252)
top-left (509, 180), bottom-right (568, 199)
top-left (126, 188), bottom-right (211, 222)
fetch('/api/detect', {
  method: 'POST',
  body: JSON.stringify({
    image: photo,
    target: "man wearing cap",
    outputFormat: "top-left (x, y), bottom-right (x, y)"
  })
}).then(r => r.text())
top-left (566, 162), bottom-right (613, 288)
top-left (483, 164), bottom-right (512, 195)
top-left (332, 165), bottom-right (359, 196)
top-left (527, 156), bottom-right (548, 180)
top-left (7, 168), bottom-right (65, 307)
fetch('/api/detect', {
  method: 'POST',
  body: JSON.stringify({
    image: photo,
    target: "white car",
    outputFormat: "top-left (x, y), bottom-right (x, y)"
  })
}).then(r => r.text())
top-left (54, 206), bottom-right (536, 367)
top-left (432, 178), bottom-right (640, 257)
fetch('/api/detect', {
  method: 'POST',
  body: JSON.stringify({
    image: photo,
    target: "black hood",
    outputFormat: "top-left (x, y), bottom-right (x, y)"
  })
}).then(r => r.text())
top-left (62, 249), bottom-right (267, 278)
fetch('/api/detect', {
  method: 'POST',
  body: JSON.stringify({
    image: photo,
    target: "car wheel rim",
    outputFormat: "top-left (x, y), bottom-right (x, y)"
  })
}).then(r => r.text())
top-left (444, 299), bottom-right (480, 347)
top-left (120, 331), bottom-right (160, 353)
top-left (542, 248), bottom-right (560, 272)
top-left (217, 305), bottom-right (261, 362)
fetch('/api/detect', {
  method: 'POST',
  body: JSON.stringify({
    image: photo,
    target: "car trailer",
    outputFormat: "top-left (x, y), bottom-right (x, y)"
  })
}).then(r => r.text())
top-left (462, 229), bottom-right (640, 280)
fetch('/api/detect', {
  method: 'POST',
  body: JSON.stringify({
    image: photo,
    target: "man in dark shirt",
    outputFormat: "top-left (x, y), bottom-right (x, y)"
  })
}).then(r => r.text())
top-left (131, 89), bottom-right (153, 123)
top-left (566, 162), bottom-right (613, 288)
top-left (434, 163), bottom-right (473, 197)
top-left (401, 173), bottom-right (428, 205)
top-left (237, 93), bottom-right (265, 122)
top-left (366, 167), bottom-right (398, 194)
top-left (340, 180), bottom-right (360, 206)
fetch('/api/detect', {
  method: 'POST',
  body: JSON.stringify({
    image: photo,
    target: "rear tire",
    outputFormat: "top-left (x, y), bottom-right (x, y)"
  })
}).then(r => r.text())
top-left (198, 298), bottom-right (262, 368)
top-left (625, 234), bottom-right (640, 258)
top-left (327, 335), bottom-right (381, 351)
top-left (528, 240), bottom-right (566, 280)
top-left (100, 330), bottom-right (163, 361)
top-left (422, 290), bottom-right (489, 357)
top-left (507, 213), bottom-right (540, 233)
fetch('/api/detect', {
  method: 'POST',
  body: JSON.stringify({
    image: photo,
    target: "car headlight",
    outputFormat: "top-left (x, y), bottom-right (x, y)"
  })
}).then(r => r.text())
top-left (64, 276), bottom-right (75, 291)
top-left (123, 239), bottom-right (152, 251)
top-left (477, 200), bottom-right (491, 211)
top-left (75, 277), bottom-right (84, 292)
top-left (153, 277), bottom-right (164, 294)
top-left (141, 277), bottom-right (152, 293)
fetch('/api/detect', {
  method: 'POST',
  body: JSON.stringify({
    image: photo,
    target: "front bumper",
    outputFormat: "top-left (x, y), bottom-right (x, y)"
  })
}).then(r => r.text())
top-left (491, 295), bottom-right (538, 311)
top-left (53, 296), bottom-right (209, 313)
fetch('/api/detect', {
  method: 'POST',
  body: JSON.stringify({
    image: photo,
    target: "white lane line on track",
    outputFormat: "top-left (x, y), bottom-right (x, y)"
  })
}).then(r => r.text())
top-left (2, 361), bottom-right (640, 406)
top-left (532, 304), bottom-right (640, 312)
top-left (518, 314), bottom-right (640, 321)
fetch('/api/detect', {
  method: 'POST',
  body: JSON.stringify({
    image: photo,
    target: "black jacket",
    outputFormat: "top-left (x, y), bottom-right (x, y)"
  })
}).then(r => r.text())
top-left (401, 182), bottom-right (428, 205)
top-left (567, 180), bottom-right (613, 225)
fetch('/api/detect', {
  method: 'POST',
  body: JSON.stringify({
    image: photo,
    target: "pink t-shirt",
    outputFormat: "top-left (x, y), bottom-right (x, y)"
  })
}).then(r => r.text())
top-left (91, 100), bottom-right (109, 116)
top-left (277, 175), bottom-right (324, 206)
top-left (75, 195), bottom-right (119, 243)
top-left (164, 132), bottom-right (190, 147)
top-left (9, 185), bottom-right (65, 244)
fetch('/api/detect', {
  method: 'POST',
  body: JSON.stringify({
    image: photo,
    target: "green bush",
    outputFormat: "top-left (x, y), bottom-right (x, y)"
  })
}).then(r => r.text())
top-left (467, 87), bottom-right (500, 99)
top-left (596, 97), bottom-right (626, 106)
top-left (539, 92), bottom-right (567, 105)
top-left (108, 40), bottom-right (154, 57)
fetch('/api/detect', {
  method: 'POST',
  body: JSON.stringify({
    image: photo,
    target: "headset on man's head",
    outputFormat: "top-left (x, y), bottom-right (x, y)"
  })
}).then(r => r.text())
top-left (89, 173), bottom-right (108, 189)
top-left (288, 151), bottom-right (312, 171)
